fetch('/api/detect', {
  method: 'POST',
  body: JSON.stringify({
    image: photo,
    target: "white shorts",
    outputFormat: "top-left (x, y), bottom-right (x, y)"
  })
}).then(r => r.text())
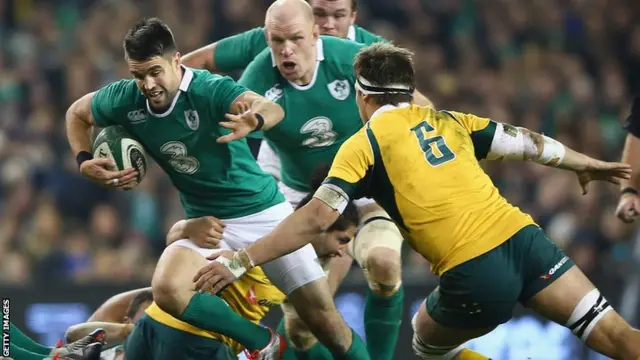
top-left (169, 201), bottom-right (325, 295)
top-left (278, 181), bottom-right (375, 209)
top-left (257, 141), bottom-right (281, 181)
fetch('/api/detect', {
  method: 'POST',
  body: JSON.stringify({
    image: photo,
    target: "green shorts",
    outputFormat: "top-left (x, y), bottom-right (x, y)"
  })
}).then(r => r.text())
top-left (124, 314), bottom-right (236, 360)
top-left (426, 224), bottom-right (574, 329)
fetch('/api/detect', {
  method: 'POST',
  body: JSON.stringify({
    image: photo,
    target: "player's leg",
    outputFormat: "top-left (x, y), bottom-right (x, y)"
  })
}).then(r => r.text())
top-left (261, 245), bottom-right (369, 360)
top-left (150, 243), bottom-right (277, 353)
top-left (9, 322), bottom-right (53, 355)
top-left (279, 304), bottom-right (334, 360)
top-left (350, 202), bottom-right (404, 360)
top-left (410, 228), bottom-right (543, 360)
top-left (412, 299), bottom-right (494, 360)
top-left (520, 228), bottom-right (640, 359)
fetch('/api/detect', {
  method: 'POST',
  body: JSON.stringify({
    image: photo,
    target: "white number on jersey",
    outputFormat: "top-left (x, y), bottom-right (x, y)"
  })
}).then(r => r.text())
top-left (160, 141), bottom-right (200, 174)
top-left (300, 117), bottom-right (338, 148)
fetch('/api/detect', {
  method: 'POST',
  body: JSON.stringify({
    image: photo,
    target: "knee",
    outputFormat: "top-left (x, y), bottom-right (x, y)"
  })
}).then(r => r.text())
top-left (285, 316), bottom-right (318, 351)
top-left (412, 330), bottom-right (461, 360)
top-left (151, 270), bottom-right (182, 316)
top-left (364, 247), bottom-right (402, 296)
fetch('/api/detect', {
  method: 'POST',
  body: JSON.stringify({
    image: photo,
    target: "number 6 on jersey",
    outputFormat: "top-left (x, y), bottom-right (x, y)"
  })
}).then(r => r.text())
top-left (411, 121), bottom-right (455, 166)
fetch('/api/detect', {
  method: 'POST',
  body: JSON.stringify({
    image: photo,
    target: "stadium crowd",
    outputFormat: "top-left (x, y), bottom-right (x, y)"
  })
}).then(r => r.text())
top-left (1, 0), bottom-right (640, 293)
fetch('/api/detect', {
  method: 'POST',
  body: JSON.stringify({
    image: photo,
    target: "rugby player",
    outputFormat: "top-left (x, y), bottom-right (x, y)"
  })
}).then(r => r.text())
top-left (616, 96), bottom-right (640, 222)
top-left (5, 323), bottom-right (104, 360)
top-left (65, 17), bottom-right (369, 360)
top-left (195, 42), bottom-right (640, 360)
top-left (185, 2), bottom-right (419, 358)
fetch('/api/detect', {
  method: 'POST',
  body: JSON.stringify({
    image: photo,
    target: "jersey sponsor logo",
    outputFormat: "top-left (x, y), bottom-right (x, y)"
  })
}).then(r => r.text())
top-left (300, 117), bottom-right (338, 148)
top-left (539, 256), bottom-right (569, 280)
top-left (244, 285), bottom-right (278, 308)
top-left (184, 110), bottom-right (200, 131)
top-left (265, 85), bottom-right (283, 102)
top-left (160, 141), bottom-right (200, 174)
top-left (327, 80), bottom-right (350, 101)
top-left (127, 109), bottom-right (147, 124)
top-left (245, 285), bottom-right (258, 305)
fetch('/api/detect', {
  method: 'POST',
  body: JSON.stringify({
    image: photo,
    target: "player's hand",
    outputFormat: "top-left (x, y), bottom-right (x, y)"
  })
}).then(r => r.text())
top-left (185, 216), bottom-right (225, 248)
top-left (616, 193), bottom-right (640, 223)
top-left (193, 250), bottom-right (241, 294)
top-left (217, 102), bottom-right (259, 143)
top-left (79, 158), bottom-right (138, 189)
top-left (575, 160), bottom-right (631, 195)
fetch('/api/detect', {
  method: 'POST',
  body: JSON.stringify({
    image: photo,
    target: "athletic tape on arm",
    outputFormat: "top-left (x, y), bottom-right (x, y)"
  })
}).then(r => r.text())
top-left (313, 184), bottom-right (350, 213)
top-left (488, 122), bottom-right (565, 166)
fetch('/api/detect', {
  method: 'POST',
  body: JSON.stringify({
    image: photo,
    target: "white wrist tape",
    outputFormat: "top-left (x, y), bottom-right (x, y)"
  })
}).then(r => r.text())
top-left (213, 253), bottom-right (248, 279)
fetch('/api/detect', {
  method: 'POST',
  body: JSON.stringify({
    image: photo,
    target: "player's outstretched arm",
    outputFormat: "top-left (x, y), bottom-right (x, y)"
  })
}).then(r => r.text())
top-left (217, 92), bottom-right (284, 143)
top-left (193, 198), bottom-right (341, 294)
top-left (87, 287), bottom-right (152, 323)
top-left (65, 321), bottom-right (133, 343)
top-left (486, 122), bottom-right (631, 194)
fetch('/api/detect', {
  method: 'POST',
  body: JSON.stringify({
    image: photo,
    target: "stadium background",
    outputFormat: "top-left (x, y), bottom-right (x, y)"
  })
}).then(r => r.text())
top-left (2, 0), bottom-right (640, 358)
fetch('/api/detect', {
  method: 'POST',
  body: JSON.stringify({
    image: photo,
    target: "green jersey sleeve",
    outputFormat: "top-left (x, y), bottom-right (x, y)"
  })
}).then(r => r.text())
top-left (90, 79), bottom-right (138, 127)
top-left (214, 27), bottom-right (269, 73)
top-left (204, 75), bottom-right (251, 117)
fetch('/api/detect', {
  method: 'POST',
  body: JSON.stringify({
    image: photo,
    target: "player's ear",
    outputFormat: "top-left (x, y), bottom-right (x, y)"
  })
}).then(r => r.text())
top-left (172, 52), bottom-right (181, 69)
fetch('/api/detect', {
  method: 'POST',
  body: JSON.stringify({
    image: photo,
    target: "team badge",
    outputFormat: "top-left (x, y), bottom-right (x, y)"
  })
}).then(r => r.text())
top-left (184, 110), bottom-right (199, 131)
top-left (265, 85), bottom-right (283, 102)
top-left (327, 80), bottom-right (350, 101)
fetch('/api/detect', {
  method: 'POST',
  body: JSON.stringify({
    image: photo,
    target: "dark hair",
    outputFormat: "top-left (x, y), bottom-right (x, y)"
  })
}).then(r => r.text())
top-left (353, 42), bottom-right (415, 105)
top-left (126, 290), bottom-right (153, 319)
top-left (296, 164), bottom-right (359, 231)
top-left (123, 18), bottom-right (177, 61)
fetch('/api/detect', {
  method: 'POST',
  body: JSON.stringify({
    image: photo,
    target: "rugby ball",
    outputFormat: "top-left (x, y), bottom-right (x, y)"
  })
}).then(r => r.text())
top-left (92, 126), bottom-right (148, 188)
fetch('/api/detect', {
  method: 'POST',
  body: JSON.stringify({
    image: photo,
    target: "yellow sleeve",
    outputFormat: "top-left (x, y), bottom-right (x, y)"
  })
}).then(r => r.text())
top-left (324, 128), bottom-right (373, 199)
top-left (441, 110), bottom-right (497, 160)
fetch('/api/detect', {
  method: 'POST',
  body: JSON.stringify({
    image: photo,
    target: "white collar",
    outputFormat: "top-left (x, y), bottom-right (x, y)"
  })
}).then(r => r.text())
top-left (179, 65), bottom-right (194, 91)
top-left (347, 25), bottom-right (356, 41)
top-left (370, 103), bottom-right (410, 121)
top-left (270, 38), bottom-right (325, 67)
top-left (146, 65), bottom-right (193, 118)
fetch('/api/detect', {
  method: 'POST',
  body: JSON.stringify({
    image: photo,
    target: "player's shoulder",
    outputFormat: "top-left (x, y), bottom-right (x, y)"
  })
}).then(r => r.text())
top-left (353, 25), bottom-right (387, 45)
top-left (320, 35), bottom-right (364, 63)
top-left (93, 78), bottom-right (140, 108)
top-left (189, 68), bottom-right (239, 93)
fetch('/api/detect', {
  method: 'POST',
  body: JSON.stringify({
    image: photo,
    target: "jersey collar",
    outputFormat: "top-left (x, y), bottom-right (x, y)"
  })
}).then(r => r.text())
top-left (179, 65), bottom-right (194, 91)
top-left (270, 38), bottom-right (325, 67)
top-left (370, 102), bottom-right (411, 121)
top-left (347, 25), bottom-right (356, 41)
top-left (146, 65), bottom-right (193, 118)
